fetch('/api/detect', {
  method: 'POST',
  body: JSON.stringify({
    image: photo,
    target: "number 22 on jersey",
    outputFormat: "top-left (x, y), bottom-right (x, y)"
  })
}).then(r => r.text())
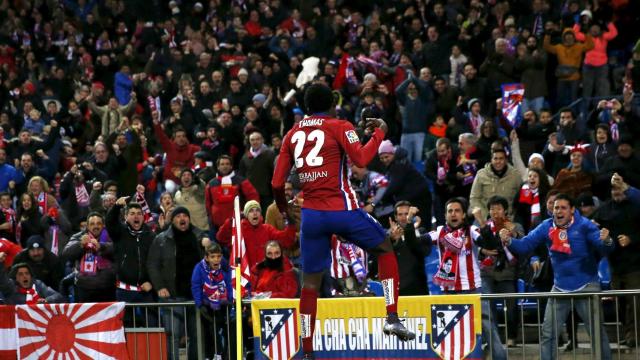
top-left (291, 129), bottom-right (325, 168)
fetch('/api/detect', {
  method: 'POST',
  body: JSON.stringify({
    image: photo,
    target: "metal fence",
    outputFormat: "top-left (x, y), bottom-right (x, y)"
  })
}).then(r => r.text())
top-left (123, 289), bottom-right (640, 360)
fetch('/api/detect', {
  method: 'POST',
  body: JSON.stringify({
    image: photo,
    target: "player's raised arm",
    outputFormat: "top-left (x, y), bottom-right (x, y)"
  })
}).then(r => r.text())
top-left (336, 119), bottom-right (386, 168)
top-left (272, 131), bottom-right (293, 213)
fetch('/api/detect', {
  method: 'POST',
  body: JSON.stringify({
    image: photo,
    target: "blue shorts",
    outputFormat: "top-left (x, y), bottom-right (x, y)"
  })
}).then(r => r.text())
top-left (300, 208), bottom-right (386, 273)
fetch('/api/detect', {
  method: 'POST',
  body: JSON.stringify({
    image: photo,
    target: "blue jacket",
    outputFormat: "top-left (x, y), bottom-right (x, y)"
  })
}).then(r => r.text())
top-left (191, 258), bottom-right (232, 309)
top-left (395, 75), bottom-right (434, 134)
top-left (114, 72), bottom-right (133, 105)
top-left (508, 210), bottom-right (614, 291)
top-left (0, 164), bottom-right (18, 192)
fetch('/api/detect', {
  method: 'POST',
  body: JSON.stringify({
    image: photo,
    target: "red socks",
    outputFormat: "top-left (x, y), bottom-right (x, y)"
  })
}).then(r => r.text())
top-left (300, 288), bottom-right (318, 353)
top-left (377, 252), bottom-right (399, 314)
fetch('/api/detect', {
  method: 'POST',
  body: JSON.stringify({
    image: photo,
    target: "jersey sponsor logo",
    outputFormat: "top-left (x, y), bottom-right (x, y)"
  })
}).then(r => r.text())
top-left (345, 130), bottom-right (359, 144)
top-left (299, 118), bottom-right (324, 127)
top-left (298, 171), bottom-right (328, 183)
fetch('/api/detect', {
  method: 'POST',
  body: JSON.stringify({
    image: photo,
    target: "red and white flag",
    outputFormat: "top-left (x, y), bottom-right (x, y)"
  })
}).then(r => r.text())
top-left (16, 302), bottom-right (129, 359)
top-left (231, 196), bottom-right (250, 298)
top-left (0, 305), bottom-right (17, 359)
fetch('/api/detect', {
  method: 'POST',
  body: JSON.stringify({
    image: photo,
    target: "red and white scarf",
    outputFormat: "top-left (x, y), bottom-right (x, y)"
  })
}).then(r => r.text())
top-left (433, 227), bottom-right (467, 288)
top-left (481, 220), bottom-right (517, 268)
top-left (549, 217), bottom-right (574, 254)
top-left (519, 184), bottom-right (540, 221)
top-left (75, 184), bottom-right (90, 207)
top-left (18, 284), bottom-right (41, 304)
top-left (134, 191), bottom-right (152, 223)
top-left (37, 192), bottom-right (48, 215)
top-left (2, 208), bottom-right (15, 234)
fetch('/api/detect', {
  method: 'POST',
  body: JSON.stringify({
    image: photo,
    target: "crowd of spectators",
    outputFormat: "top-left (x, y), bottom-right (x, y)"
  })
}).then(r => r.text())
top-left (0, 0), bottom-right (640, 358)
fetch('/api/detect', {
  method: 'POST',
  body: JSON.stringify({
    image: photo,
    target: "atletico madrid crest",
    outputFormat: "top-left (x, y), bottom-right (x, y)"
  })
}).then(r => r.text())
top-left (431, 304), bottom-right (476, 360)
top-left (259, 308), bottom-right (300, 360)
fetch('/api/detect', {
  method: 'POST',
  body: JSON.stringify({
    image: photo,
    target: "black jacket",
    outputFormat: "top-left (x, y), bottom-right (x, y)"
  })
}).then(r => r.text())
top-left (593, 198), bottom-right (640, 275)
top-left (147, 225), bottom-right (205, 296)
top-left (380, 147), bottom-right (432, 227)
top-left (106, 204), bottom-right (155, 286)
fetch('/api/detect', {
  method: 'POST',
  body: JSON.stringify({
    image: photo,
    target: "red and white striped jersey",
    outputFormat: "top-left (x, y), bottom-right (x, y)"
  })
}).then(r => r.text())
top-left (429, 225), bottom-right (482, 292)
top-left (272, 115), bottom-right (385, 211)
top-left (330, 235), bottom-right (367, 279)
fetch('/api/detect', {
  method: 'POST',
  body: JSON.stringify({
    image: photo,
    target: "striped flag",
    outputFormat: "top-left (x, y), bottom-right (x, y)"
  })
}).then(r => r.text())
top-left (501, 83), bottom-right (524, 128)
top-left (231, 196), bottom-right (250, 298)
top-left (13, 302), bottom-right (129, 360)
top-left (431, 304), bottom-right (476, 360)
top-left (259, 308), bottom-right (299, 360)
top-left (0, 306), bottom-right (17, 359)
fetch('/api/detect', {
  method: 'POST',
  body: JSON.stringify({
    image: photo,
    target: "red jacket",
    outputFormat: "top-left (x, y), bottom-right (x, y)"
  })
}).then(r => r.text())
top-left (154, 123), bottom-right (201, 182)
top-left (0, 238), bottom-right (22, 270)
top-left (205, 172), bottom-right (260, 228)
top-left (216, 218), bottom-right (296, 269)
top-left (250, 256), bottom-right (298, 298)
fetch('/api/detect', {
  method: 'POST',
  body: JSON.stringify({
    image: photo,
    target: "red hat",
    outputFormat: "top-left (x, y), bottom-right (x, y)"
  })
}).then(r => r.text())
top-left (92, 82), bottom-right (105, 90)
top-left (23, 81), bottom-right (36, 94)
top-left (569, 143), bottom-right (589, 155)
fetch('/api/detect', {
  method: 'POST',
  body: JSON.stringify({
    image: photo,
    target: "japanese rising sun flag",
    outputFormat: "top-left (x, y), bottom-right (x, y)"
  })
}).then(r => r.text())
top-left (16, 302), bottom-right (129, 359)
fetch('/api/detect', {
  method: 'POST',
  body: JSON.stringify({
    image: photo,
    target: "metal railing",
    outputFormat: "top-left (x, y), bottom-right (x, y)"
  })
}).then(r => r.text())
top-left (122, 289), bottom-right (640, 359)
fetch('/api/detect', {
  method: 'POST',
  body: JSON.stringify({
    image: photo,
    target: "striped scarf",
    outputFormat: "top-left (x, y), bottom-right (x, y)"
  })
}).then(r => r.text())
top-left (519, 184), bottom-right (540, 222)
top-left (18, 284), bottom-right (41, 304)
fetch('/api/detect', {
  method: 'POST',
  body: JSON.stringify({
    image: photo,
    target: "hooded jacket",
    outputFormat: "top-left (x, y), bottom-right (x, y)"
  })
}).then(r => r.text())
top-left (250, 256), bottom-right (298, 298)
top-left (216, 217), bottom-right (296, 270)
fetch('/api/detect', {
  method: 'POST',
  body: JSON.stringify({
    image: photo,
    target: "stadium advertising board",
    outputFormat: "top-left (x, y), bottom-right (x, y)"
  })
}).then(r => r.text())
top-left (251, 295), bottom-right (482, 360)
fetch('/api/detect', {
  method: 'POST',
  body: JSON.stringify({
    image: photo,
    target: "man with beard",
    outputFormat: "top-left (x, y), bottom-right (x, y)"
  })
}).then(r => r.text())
top-left (107, 200), bottom-right (156, 323)
top-left (175, 169), bottom-right (208, 232)
top-left (501, 194), bottom-right (613, 360)
top-left (0, 262), bottom-right (65, 304)
top-left (13, 235), bottom-right (64, 290)
top-left (428, 198), bottom-right (506, 359)
top-left (148, 207), bottom-right (207, 360)
top-left (14, 152), bottom-right (46, 196)
top-left (205, 155), bottom-right (259, 232)
top-left (62, 212), bottom-right (115, 302)
top-left (592, 175), bottom-right (640, 346)
top-left (461, 63), bottom-right (490, 111)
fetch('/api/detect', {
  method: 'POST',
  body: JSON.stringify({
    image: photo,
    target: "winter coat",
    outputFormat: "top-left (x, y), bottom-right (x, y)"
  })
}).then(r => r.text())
top-left (147, 226), bottom-right (205, 296)
top-left (205, 172), bottom-right (260, 228)
top-left (217, 218), bottom-right (296, 269)
top-left (250, 256), bottom-right (298, 298)
top-left (238, 146), bottom-right (276, 201)
top-left (153, 122), bottom-right (201, 182)
top-left (191, 258), bottom-right (233, 308)
top-left (106, 204), bottom-right (155, 287)
top-left (543, 30), bottom-right (594, 81)
top-left (62, 230), bottom-right (116, 291)
top-left (0, 267), bottom-right (65, 304)
top-left (175, 180), bottom-right (209, 231)
top-left (508, 210), bottom-right (614, 291)
top-left (469, 163), bottom-right (522, 220)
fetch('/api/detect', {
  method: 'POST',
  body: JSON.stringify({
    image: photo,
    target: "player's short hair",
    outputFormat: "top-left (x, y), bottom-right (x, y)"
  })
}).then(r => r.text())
top-left (86, 212), bottom-right (104, 222)
top-left (304, 83), bottom-right (334, 114)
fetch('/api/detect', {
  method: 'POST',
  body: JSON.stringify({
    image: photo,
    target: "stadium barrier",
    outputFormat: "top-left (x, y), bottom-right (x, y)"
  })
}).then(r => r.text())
top-left (120, 289), bottom-right (640, 359)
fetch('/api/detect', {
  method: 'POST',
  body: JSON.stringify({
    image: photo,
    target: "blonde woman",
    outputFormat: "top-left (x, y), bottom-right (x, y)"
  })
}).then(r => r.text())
top-left (27, 176), bottom-right (57, 214)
